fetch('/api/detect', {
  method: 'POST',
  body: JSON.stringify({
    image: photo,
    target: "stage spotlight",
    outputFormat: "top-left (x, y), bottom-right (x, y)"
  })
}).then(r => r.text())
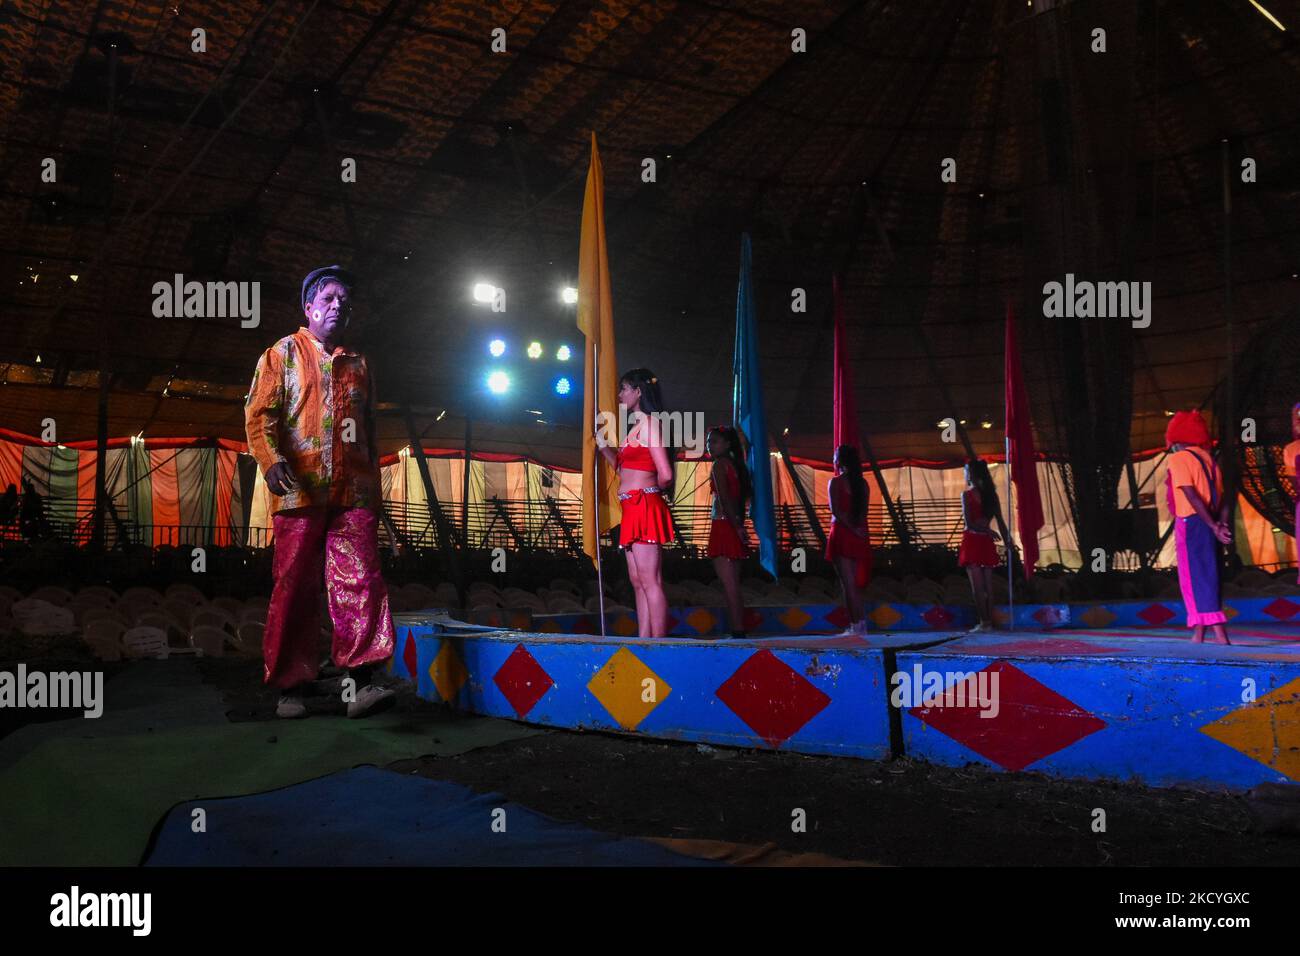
top-left (486, 370), bottom-right (510, 394)
top-left (555, 376), bottom-right (571, 396)
top-left (527, 341), bottom-right (543, 359)
top-left (980, 419), bottom-right (993, 429)
top-left (473, 282), bottom-right (497, 303)
top-left (556, 344), bottom-right (571, 361)
top-left (560, 287), bottom-right (578, 305)
top-left (488, 338), bottom-right (506, 357)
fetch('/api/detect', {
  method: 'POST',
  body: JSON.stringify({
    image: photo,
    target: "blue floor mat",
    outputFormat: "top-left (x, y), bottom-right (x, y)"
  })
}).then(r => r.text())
top-left (143, 765), bottom-right (723, 866)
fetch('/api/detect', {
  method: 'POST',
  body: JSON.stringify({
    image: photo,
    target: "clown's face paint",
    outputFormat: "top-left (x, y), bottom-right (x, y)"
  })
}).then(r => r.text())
top-left (304, 280), bottom-right (350, 348)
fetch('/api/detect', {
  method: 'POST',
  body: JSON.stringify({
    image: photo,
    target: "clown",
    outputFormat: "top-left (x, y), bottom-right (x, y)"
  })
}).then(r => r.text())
top-left (244, 265), bottom-right (397, 717)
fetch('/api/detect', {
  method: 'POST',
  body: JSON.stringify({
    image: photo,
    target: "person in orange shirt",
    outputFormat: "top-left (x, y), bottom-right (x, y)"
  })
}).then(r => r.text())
top-left (1284, 403), bottom-right (1300, 585)
top-left (245, 266), bottom-right (397, 718)
top-left (1164, 410), bottom-right (1231, 644)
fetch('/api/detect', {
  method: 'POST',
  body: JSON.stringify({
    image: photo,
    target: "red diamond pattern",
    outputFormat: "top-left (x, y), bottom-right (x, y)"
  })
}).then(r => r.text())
top-left (716, 649), bottom-right (832, 748)
top-left (402, 629), bottom-right (418, 678)
top-left (1262, 598), bottom-right (1300, 620)
top-left (743, 608), bottom-right (764, 631)
top-left (825, 606), bottom-right (851, 629)
top-left (493, 644), bottom-right (554, 718)
top-left (1137, 603), bottom-right (1177, 626)
top-left (922, 606), bottom-right (955, 628)
top-left (1032, 606), bottom-right (1064, 626)
top-left (910, 661), bottom-right (1106, 770)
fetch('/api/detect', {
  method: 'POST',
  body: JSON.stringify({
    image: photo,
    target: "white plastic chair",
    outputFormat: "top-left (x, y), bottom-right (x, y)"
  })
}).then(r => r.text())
top-left (165, 583), bottom-right (206, 604)
top-left (236, 621), bottom-right (265, 656)
top-left (210, 596), bottom-right (245, 619)
top-left (189, 625), bottom-right (227, 657)
top-left (76, 585), bottom-right (118, 605)
top-left (190, 607), bottom-right (236, 633)
top-left (29, 585), bottom-right (73, 606)
top-left (121, 586), bottom-right (163, 606)
top-left (123, 626), bottom-right (169, 659)
top-left (136, 611), bottom-right (185, 643)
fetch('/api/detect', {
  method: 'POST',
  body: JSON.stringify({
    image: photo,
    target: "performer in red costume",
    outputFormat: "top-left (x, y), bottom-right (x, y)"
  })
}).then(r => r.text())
top-left (959, 459), bottom-right (1002, 632)
top-left (1165, 409), bottom-right (1231, 644)
top-left (826, 444), bottom-right (872, 634)
top-left (597, 368), bottom-right (676, 637)
top-left (706, 426), bottom-right (751, 638)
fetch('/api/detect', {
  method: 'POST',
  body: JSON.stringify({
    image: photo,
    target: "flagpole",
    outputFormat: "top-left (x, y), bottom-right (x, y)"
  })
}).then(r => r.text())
top-left (1005, 310), bottom-right (1014, 632)
top-left (592, 344), bottom-right (608, 639)
top-left (1005, 434), bottom-right (1014, 631)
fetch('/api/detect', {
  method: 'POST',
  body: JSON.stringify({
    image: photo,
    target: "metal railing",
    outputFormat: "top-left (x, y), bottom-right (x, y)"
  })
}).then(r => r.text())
top-left (3, 496), bottom-right (967, 559)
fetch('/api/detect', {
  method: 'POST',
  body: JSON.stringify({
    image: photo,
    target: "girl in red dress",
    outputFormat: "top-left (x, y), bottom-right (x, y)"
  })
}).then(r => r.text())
top-left (596, 368), bottom-right (676, 637)
top-left (959, 459), bottom-right (1002, 631)
top-left (826, 444), bottom-right (872, 633)
top-left (706, 426), bottom-right (752, 638)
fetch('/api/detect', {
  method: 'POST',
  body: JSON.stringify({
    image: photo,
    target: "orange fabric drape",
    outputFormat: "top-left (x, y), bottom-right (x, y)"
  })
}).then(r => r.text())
top-left (149, 450), bottom-right (181, 548)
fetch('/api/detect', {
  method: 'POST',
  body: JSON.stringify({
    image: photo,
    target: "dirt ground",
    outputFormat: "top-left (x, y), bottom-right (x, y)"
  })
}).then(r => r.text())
top-left (196, 657), bottom-right (1300, 867)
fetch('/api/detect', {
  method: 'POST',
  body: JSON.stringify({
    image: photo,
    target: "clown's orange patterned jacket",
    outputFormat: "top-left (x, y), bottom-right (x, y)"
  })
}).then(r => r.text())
top-left (244, 327), bottom-right (381, 516)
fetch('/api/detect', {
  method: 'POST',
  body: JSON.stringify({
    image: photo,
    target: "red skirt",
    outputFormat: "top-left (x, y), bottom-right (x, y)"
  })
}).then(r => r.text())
top-left (619, 488), bottom-right (676, 548)
top-left (826, 525), bottom-right (873, 588)
top-left (958, 530), bottom-right (1000, 567)
top-left (707, 518), bottom-right (748, 560)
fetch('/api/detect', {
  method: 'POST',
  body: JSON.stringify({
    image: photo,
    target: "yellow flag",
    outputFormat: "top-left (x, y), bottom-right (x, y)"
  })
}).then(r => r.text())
top-left (578, 132), bottom-right (621, 564)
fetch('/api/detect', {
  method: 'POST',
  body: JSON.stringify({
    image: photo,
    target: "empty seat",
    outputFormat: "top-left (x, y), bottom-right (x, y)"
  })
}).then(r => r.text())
top-left (189, 625), bottom-right (228, 657)
top-left (191, 607), bottom-right (237, 633)
top-left (123, 626), bottom-right (169, 659)
top-left (210, 596), bottom-right (245, 619)
top-left (76, 585), bottom-right (118, 605)
top-left (165, 583), bottom-right (206, 604)
top-left (84, 617), bottom-right (126, 645)
top-left (29, 585), bottom-right (73, 606)
top-left (236, 621), bottom-right (265, 656)
top-left (121, 586), bottom-right (163, 606)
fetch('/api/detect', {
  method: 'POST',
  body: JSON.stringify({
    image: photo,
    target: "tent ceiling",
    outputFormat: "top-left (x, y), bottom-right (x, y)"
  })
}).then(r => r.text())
top-left (2, 0), bottom-right (1298, 470)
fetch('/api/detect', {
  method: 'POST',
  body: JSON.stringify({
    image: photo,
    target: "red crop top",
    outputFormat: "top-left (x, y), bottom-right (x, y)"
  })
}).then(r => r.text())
top-left (616, 439), bottom-right (656, 474)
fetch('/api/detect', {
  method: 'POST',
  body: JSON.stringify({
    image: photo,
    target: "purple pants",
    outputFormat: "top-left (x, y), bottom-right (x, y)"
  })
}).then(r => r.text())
top-left (1174, 515), bottom-right (1227, 628)
top-left (263, 506), bottom-right (395, 690)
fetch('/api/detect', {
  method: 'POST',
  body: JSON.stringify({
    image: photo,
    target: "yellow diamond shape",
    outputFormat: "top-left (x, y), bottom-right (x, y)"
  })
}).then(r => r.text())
top-left (869, 604), bottom-right (903, 628)
top-left (1080, 606), bottom-right (1118, 628)
top-left (1200, 676), bottom-right (1300, 781)
top-left (429, 640), bottom-right (468, 702)
top-left (779, 607), bottom-right (812, 630)
top-left (586, 647), bottom-right (671, 731)
top-left (613, 614), bottom-right (638, 636)
top-left (686, 608), bottom-right (717, 634)
top-left (1224, 605), bottom-right (1240, 620)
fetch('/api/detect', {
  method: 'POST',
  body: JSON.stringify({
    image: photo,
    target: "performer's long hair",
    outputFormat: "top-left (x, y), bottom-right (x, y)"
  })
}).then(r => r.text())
top-left (708, 425), bottom-right (752, 513)
top-left (620, 367), bottom-right (676, 494)
top-left (967, 459), bottom-right (1001, 524)
top-left (835, 444), bottom-right (867, 525)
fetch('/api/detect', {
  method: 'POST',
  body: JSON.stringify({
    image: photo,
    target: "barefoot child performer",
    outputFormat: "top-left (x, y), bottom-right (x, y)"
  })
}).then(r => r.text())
top-left (1165, 409), bottom-right (1231, 645)
top-left (596, 368), bottom-right (676, 637)
top-left (706, 426), bottom-right (751, 638)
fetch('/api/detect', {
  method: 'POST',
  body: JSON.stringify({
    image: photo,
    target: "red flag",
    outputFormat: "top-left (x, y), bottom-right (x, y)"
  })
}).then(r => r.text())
top-left (1005, 302), bottom-right (1043, 578)
top-left (832, 275), bottom-right (868, 588)
top-left (832, 275), bottom-right (859, 454)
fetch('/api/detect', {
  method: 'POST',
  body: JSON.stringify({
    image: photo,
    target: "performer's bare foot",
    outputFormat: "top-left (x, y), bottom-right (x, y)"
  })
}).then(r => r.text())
top-left (1191, 625), bottom-right (1205, 644)
top-left (1209, 624), bottom-right (1230, 645)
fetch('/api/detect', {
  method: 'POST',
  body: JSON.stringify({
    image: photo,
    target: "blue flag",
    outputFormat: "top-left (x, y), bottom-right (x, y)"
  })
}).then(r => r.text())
top-left (733, 233), bottom-right (778, 580)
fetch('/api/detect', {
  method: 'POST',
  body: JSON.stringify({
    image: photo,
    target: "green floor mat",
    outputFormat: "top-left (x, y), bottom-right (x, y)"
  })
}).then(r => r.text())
top-left (0, 698), bottom-right (541, 866)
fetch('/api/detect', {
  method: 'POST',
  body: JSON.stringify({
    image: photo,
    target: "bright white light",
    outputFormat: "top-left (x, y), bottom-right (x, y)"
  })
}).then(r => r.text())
top-left (560, 287), bottom-right (578, 305)
top-left (555, 377), bottom-right (571, 396)
top-left (527, 341), bottom-right (543, 359)
top-left (473, 282), bottom-right (497, 303)
top-left (486, 370), bottom-right (510, 394)
top-left (69, 274), bottom-right (79, 282)
top-left (488, 338), bottom-right (506, 357)
top-left (436, 409), bottom-right (447, 421)
top-left (556, 344), bottom-right (571, 362)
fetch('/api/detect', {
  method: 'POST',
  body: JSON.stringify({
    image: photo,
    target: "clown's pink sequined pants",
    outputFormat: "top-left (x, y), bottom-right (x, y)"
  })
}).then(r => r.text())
top-left (263, 506), bottom-right (395, 690)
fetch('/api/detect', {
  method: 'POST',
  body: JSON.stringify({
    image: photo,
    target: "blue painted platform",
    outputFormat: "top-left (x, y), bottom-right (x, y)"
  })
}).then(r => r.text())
top-left (389, 613), bottom-right (1300, 792)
